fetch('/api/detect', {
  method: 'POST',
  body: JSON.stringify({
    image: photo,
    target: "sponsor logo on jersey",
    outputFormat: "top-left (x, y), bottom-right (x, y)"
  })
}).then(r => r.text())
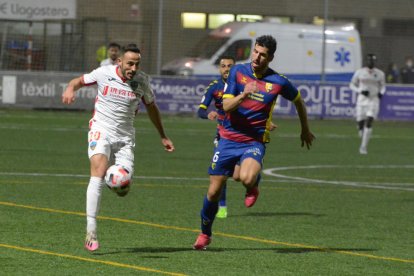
top-left (107, 77), bottom-right (126, 85)
top-left (246, 147), bottom-right (262, 156)
top-left (103, 86), bottom-right (109, 96)
top-left (102, 86), bottom-right (137, 99)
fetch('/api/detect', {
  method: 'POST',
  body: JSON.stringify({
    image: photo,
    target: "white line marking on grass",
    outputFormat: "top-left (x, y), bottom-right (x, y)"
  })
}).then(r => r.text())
top-left (0, 172), bottom-right (299, 183)
top-left (2, 201), bottom-right (414, 264)
top-left (1, 168), bottom-right (412, 190)
top-left (263, 165), bottom-right (414, 191)
top-left (0, 243), bottom-right (187, 276)
top-left (2, 123), bottom-right (413, 139)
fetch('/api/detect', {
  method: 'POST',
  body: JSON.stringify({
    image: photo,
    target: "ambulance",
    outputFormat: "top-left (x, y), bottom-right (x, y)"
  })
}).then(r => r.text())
top-left (161, 20), bottom-right (362, 82)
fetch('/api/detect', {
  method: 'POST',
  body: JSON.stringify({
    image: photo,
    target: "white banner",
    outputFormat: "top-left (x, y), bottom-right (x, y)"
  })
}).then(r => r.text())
top-left (0, 0), bottom-right (76, 20)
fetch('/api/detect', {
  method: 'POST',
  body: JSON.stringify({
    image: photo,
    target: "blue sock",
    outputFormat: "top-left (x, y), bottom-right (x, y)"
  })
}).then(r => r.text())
top-left (219, 182), bottom-right (227, 207)
top-left (255, 173), bottom-right (262, 187)
top-left (200, 195), bottom-right (218, 236)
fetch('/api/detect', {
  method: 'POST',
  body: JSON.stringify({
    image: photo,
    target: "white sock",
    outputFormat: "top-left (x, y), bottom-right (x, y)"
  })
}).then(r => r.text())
top-left (360, 127), bottom-right (372, 150)
top-left (86, 176), bottom-right (104, 233)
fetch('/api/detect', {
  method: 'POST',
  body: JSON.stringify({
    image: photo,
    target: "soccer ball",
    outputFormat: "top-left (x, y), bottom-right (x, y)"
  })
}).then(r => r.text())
top-left (105, 165), bottom-right (132, 195)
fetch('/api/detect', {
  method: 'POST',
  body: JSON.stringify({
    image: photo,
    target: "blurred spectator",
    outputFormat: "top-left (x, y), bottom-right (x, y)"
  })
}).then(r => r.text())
top-left (385, 62), bottom-right (399, 83)
top-left (400, 56), bottom-right (414, 84)
top-left (96, 45), bottom-right (107, 64)
top-left (100, 42), bottom-right (121, 66)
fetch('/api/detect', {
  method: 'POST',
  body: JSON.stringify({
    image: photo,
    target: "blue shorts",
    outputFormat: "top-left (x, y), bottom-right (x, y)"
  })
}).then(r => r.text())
top-left (208, 138), bottom-right (266, 176)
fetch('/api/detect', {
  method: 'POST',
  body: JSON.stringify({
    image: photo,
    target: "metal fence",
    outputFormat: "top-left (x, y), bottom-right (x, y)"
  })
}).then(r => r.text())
top-left (0, 18), bottom-right (151, 73)
top-left (1, 0), bottom-right (414, 78)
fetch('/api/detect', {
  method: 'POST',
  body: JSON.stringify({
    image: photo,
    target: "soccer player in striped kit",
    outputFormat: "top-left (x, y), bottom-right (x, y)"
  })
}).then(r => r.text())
top-left (198, 56), bottom-right (235, 219)
top-left (193, 35), bottom-right (315, 250)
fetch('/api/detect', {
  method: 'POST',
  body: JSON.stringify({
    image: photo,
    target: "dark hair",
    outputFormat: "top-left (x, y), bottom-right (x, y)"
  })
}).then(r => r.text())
top-left (219, 55), bottom-right (235, 63)
top-left (121, 43), bottom-right (141, 55)
top-left (108, 42), bottom-right (121, 49)
top-left (255, 35), bottom-right (277, 56)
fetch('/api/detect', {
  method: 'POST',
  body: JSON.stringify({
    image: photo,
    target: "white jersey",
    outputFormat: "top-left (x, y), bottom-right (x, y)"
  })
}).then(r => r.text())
top-left (100, 58), bottom-right (117, 67)
top-left (82, 65), bottom-right (155, 140)
top-left (349, 67), bottom-right (386, 106)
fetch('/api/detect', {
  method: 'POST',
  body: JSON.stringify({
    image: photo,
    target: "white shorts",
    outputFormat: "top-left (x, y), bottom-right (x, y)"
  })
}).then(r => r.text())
top-left (355, 102), bottom-right (379, 121)
top-left (87, 129), bottom-right (135, 172)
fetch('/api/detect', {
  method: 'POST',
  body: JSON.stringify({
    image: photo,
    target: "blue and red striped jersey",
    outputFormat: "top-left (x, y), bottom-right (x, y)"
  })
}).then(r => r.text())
top-left (221, 63), bottom-right (300, 143)
top-left (199, 78), bottom-right (226, 124)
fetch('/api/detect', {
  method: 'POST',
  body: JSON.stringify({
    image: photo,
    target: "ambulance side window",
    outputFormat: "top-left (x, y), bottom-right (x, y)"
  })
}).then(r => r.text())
top-left (214, 39), bottom-right (252, 64)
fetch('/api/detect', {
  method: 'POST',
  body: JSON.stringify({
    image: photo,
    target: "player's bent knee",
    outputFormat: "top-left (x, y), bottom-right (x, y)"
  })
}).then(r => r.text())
top-left (239, 174), bottom-right (256, 188)
top-left (206, 192), bottom-right (221, 201)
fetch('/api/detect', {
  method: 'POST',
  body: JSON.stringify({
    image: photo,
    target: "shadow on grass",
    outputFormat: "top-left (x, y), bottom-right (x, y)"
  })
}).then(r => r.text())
top-left (93, 247), bottom-right (195, 256)
top-left (274, 247), bottom-right (375, 254)
top-left (232, 212), bottom-right (326, 217)
top-left (93, 246), bottom-right (375, 256)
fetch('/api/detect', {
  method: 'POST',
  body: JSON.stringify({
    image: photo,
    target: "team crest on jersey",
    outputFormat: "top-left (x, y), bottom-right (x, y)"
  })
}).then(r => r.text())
top-left (211, 163), bottom-right (216, 170)
top-left (241, 76), bottom-right (247, 84)
top-left (265, 83), bottom-right (273, 92)
top-left (89, 141), bottom-right (97, 151)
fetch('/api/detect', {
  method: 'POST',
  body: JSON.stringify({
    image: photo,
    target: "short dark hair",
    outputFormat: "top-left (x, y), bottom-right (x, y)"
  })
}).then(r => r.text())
top-left (121, 43), bottom-right (141, 55)
top-left (255, 35), bottom-right (277, 56)
top-left (219, 55), bottom-right (235, 63)
top-left (108, 42), bottom-right (121, 49)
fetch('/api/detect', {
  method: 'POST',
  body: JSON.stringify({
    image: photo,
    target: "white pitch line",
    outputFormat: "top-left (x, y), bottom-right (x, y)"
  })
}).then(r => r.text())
top-left (0, 172), bottom-right (294, 183)
top-left (1, 166), bottom-right (413, 191)
top-left (263, 165), bottom-right (414, 191)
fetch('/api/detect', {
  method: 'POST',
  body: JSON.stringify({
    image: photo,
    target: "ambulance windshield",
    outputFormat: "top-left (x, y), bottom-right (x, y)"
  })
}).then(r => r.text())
top-left (187, 35), bottom-right (229, 59)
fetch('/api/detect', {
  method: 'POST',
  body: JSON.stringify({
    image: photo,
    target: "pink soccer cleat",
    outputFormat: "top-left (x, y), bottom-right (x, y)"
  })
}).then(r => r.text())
top-left (244, 186), bottom-right (259, 208)
top-left (85, 231), bottom-right (99, 252)
top-left (193, 233), bottom-right (211, 250)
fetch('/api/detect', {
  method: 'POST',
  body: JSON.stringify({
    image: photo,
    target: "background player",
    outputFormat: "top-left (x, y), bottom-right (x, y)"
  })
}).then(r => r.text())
top-left (198, 55), bottom-right (235, 218)
top-left (62, 43), bottom-right (175, 252)
top-left (193, 35), bottom-right (315, 250)
top-left (349, 53), bottom-right (386, 154)
top-left (100, 42), bottom-right (121, 66)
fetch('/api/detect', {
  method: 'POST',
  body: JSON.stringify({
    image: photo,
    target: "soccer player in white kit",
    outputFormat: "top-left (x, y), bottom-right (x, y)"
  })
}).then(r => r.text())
top-left (62, 44), bottom-right (175, 251)
top-left (349, 54), bottom-right (386, 154)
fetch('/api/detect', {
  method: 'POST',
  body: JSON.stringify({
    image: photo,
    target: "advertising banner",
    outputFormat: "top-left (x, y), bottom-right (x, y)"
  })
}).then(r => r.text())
top-left (0, 0), bottom-right (76, 21)
top-left (1, 71), bottom-right (414, 121)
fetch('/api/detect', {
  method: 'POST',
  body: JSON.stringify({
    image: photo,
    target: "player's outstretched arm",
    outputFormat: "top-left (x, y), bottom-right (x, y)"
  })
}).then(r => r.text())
top-left (62, 77), bottom-right (84, 105)
top-left (294, 97), bottom-right (315, 149)
top-left (146, 102), bottom-right (175, 152)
